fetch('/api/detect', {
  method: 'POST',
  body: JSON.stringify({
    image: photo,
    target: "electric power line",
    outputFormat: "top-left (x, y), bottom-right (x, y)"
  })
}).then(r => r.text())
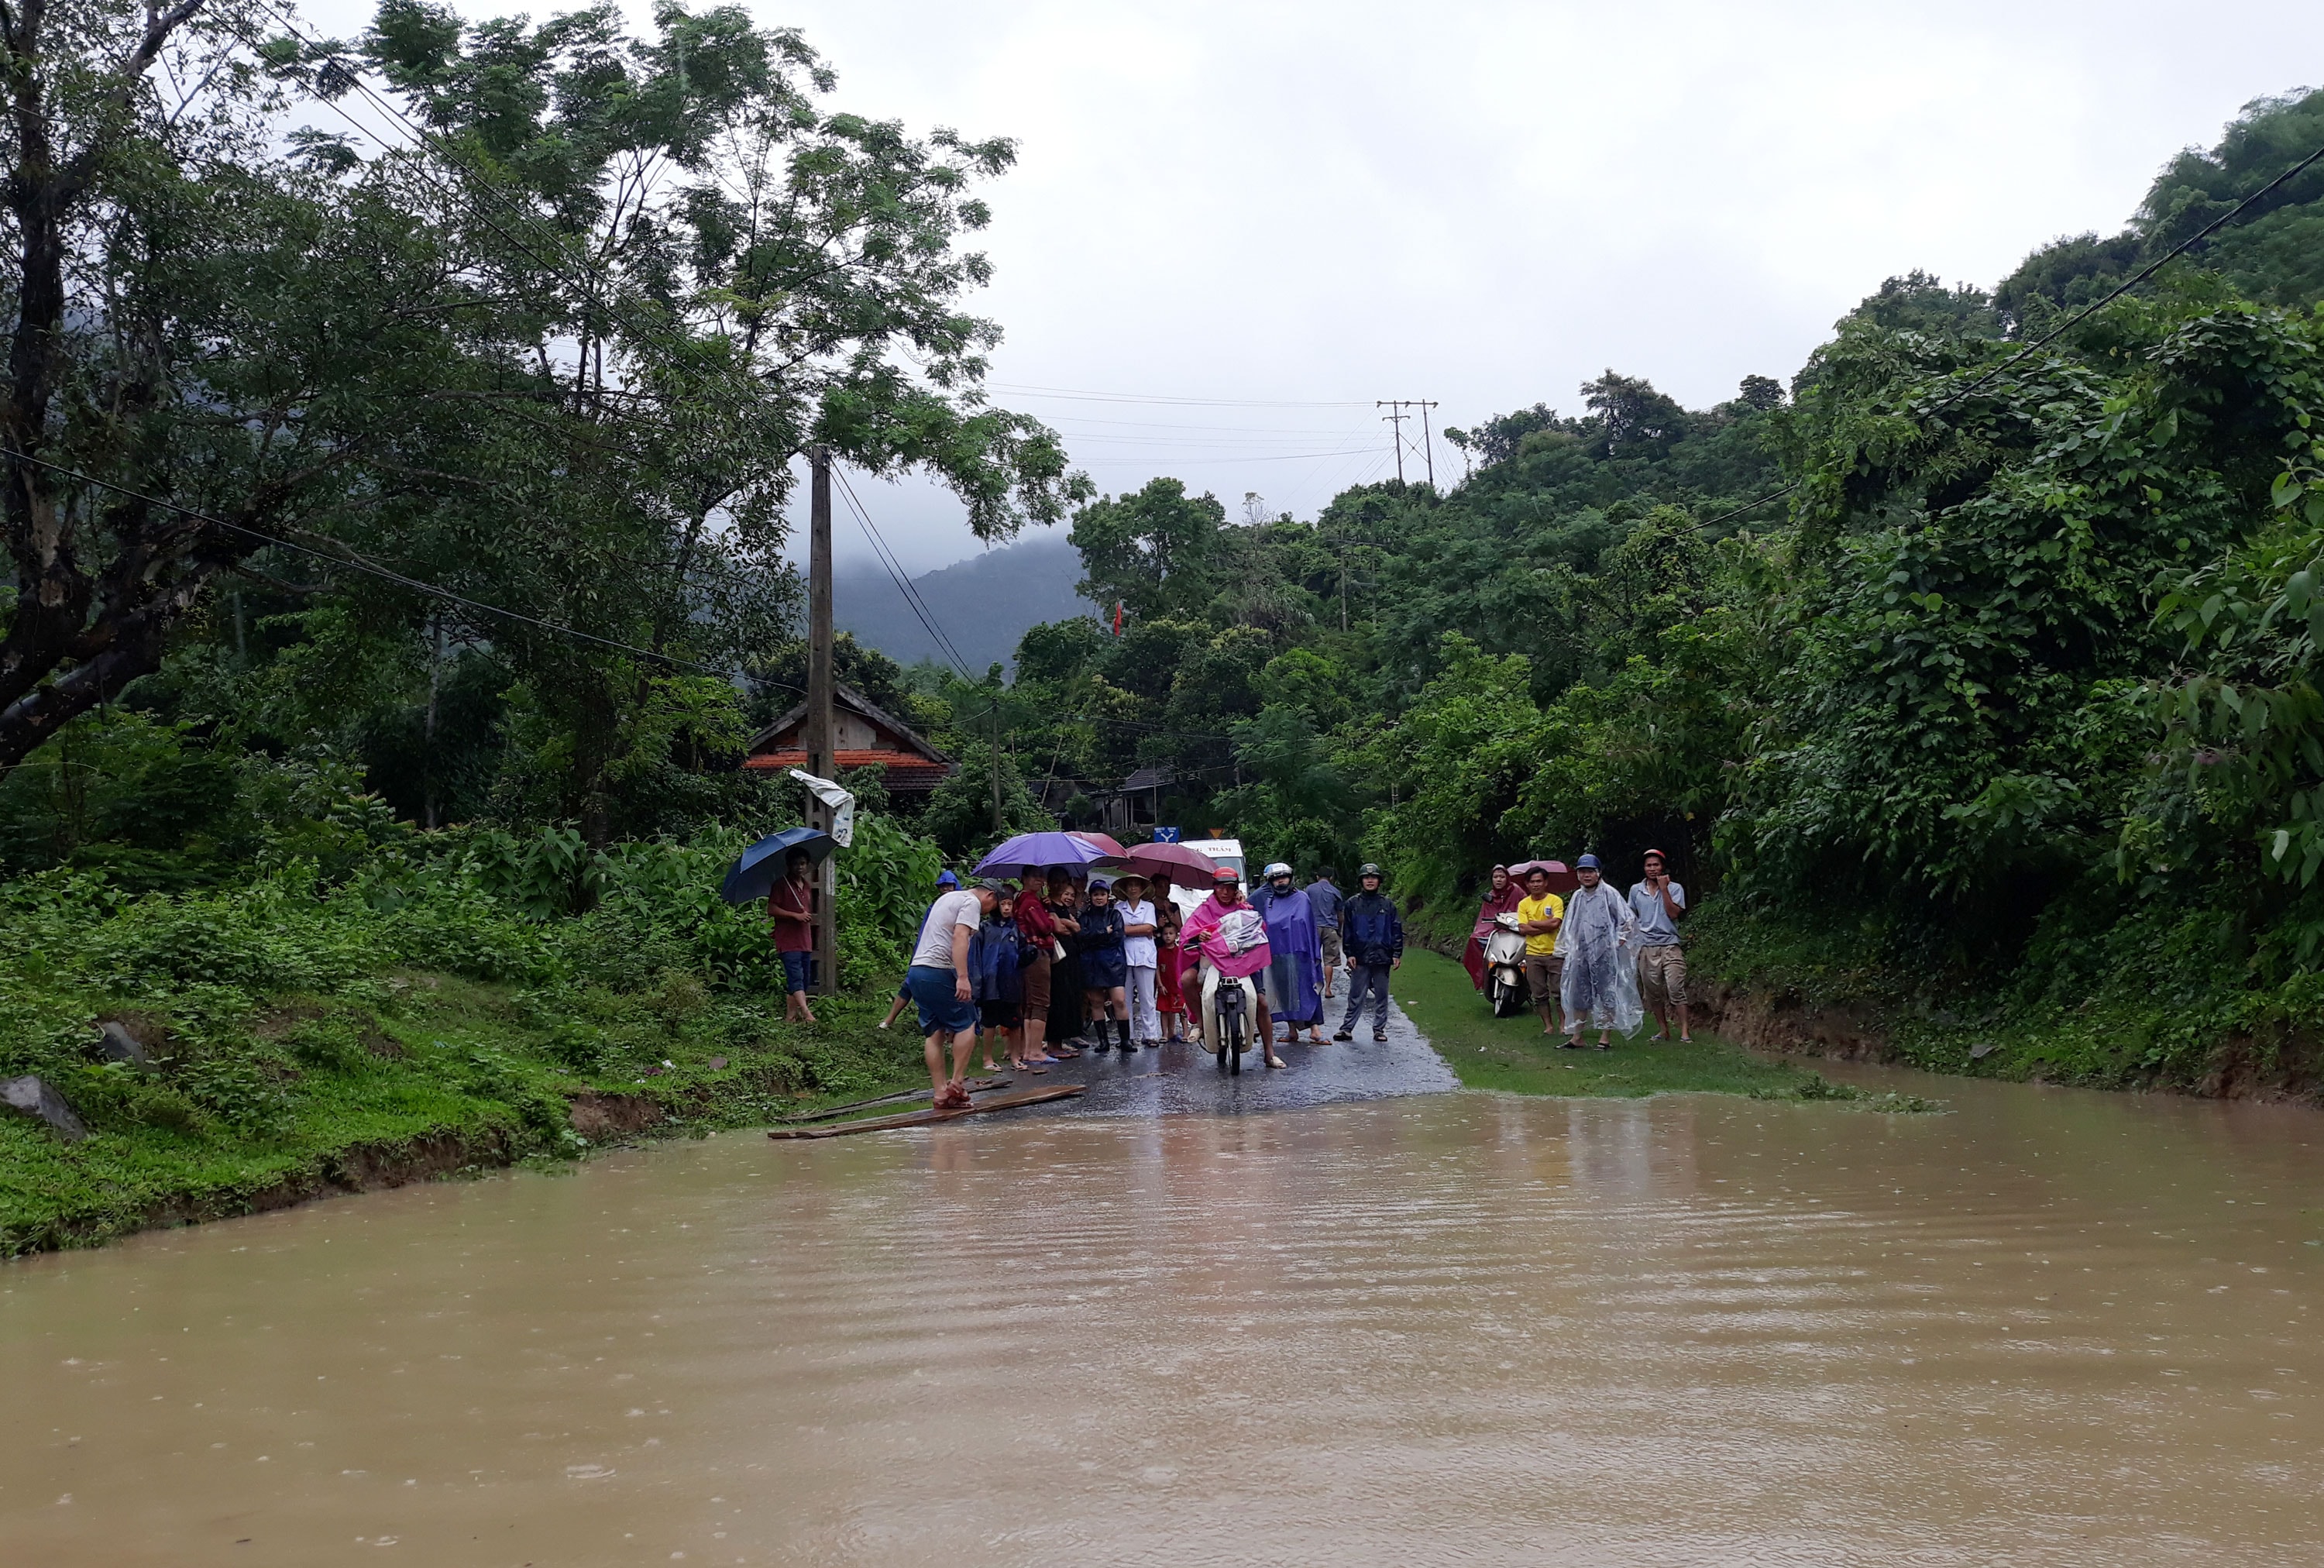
top-left (0, 442), bottom-right (803, 693)
top-left (832, 468), bottom-right (980, 683)
top-left (987, 383), bottom-right (1369, 408)
top-left (1693, 129), bottom-right (2324, 535)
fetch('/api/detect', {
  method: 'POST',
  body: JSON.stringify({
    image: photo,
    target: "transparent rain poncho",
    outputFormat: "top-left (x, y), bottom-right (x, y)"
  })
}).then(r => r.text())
top-left (1557, 880), bottom-right (1643, 1036)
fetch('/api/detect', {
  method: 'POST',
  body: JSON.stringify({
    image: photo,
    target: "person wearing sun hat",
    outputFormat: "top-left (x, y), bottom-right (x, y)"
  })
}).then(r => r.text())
top-left (1115, 871), bottom-right (1162, 1046)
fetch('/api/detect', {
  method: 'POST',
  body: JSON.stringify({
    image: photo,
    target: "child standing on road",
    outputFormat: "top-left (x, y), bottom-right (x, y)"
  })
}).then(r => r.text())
top-left (971, 890), bottom-right (1025, 1074)
top-left (1154, 896), bottom-right (1188, 1042)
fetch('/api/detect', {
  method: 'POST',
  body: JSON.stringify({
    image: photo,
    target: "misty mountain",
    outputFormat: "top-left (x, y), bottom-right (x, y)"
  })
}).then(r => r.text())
top-left (834, 532), bottom-right (1095, 673)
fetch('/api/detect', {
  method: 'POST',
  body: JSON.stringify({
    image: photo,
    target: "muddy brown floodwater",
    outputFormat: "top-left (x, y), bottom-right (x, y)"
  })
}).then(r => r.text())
top-left (4, 1068), bottom-right (2322, 1566)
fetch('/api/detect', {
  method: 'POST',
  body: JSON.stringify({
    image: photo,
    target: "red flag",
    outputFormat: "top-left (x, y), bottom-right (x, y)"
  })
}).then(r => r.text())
top-left (1112, 600), bottom-right (1124, 635)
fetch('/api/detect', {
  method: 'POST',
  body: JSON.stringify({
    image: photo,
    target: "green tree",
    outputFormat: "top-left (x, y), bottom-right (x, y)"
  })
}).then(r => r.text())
top-left (1068, 476), bottom-right (1225, 621)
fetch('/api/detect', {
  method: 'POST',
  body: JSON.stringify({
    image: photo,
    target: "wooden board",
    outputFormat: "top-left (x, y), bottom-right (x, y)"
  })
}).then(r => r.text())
top-left (767, 1082), bottom-right (1087, 1140)
top-left (779, 1077), bottom-right (1010, 1124)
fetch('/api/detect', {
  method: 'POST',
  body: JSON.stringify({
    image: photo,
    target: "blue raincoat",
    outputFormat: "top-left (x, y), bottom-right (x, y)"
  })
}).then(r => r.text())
top-left (1255, 882), bottom-right (1325, 1024)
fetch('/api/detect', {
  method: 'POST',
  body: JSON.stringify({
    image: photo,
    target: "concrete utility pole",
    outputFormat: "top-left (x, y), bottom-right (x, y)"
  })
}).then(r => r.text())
top-left (806, 446), bottom-right (838, 994)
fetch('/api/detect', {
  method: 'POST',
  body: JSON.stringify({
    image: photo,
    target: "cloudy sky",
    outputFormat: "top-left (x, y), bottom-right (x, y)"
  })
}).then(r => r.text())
top-left (310, 0), bottom-right (2324, 571)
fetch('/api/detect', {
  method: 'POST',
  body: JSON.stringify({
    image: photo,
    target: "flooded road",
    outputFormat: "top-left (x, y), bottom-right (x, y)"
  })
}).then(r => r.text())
top-left (5, 1072), bottom-right (2322, 1566)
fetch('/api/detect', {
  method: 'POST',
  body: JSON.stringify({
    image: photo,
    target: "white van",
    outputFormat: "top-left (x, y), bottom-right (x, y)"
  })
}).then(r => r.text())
top-left (1181, 837), bottom-right (1245, 878)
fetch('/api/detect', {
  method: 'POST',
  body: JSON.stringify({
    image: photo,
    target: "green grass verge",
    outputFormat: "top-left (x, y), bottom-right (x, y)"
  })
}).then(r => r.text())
top-left (1396, 948), bottom-right (1938, 1107)
top-left (0, 974), bottom-right (930, 1257)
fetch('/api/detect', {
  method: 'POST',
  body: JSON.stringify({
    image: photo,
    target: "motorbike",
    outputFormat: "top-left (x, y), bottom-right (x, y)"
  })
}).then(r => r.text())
top-left (1191, 906), bottom-right (1268, 1075)
top-left (1484, 910), bottom-right (1530, 1019)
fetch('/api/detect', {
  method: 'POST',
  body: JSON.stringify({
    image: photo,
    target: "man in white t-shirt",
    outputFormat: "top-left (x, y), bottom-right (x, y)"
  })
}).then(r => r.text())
top-left (1116, 872), bottom-right (1160, 1046)
top-left (907, 880), bottom-right (1000, 1109)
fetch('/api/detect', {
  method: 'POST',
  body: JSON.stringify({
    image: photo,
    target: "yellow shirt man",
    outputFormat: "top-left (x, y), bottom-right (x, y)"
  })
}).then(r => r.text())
top-left (1516, 891), bottom-right (1563, 957)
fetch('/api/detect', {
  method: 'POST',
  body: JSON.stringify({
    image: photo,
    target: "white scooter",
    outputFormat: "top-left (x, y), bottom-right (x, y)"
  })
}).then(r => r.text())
top-left (1484, 910), bottom-right (1530, 1019)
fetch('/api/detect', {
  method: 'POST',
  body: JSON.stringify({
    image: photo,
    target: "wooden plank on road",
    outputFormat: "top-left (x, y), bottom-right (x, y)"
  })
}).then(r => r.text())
top-left (766, 1082), bottom-right (1086, 1140)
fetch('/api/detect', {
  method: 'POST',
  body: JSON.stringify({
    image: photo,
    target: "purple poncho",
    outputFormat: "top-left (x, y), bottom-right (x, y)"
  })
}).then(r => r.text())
top-left (1256, 882), bottom-right (1324, 1025)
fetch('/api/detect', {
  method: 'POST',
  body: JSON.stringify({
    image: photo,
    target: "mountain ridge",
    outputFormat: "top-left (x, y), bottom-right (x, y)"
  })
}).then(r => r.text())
top-left (834, 532), bottom-right (1093, 673)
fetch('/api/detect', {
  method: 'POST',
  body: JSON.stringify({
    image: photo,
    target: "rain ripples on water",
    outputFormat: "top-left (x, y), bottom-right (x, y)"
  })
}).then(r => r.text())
top-left (4, 1075), bottom-right (2320, 1565)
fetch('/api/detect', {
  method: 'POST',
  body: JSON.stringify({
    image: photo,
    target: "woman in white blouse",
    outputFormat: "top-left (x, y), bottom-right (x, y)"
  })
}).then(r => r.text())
top-left (1116, 872), bottom-right (1162, 1047)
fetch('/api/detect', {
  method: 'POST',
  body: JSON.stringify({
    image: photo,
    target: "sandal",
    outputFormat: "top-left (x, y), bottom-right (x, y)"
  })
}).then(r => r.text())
top-left (1264, 1054), bottom-right (1288, 1069)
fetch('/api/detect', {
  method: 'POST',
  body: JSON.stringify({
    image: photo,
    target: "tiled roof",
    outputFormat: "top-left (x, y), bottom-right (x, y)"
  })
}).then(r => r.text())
top-left (744, 749), bottom-right (954, 791)
top-left (743, 681), bottom-right (952, 766)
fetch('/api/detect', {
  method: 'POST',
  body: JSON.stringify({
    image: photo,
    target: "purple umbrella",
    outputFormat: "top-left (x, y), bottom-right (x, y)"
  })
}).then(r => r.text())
top-left (973, 830), bottom-right (1116, 876)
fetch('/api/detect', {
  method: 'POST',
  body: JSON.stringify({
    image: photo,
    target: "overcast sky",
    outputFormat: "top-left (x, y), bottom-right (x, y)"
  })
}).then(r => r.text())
top-left (310, 0), bottom-right (2324, 573)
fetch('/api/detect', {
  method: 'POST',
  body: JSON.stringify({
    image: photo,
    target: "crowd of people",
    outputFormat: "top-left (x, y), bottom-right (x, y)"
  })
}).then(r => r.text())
top-left (1464, 849), bottom-right (1690, 1050)
top-left (820, 855), bottom-right (1404, 1107)
top-left (768, 838), bottom-right (1684, 1108)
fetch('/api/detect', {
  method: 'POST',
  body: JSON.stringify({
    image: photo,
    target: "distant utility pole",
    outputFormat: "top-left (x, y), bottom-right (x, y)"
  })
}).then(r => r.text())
top-left (989, 703), bottom-right (1005, 832)
top-left (1377, 399), bottom-right (1439, 487)
top-left (806, 445), bottom-right (838, 995)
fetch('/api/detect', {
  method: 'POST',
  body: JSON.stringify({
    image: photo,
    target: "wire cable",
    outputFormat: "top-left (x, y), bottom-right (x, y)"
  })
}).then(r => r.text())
top-left (1692, 129), bottom-right (2324, 535)
top-left (832, 468), bottom-right (979, 682)
top-left (988, 383), bottom-right (1369, 409)
top-left (0, 442), bottom-right (803, 693)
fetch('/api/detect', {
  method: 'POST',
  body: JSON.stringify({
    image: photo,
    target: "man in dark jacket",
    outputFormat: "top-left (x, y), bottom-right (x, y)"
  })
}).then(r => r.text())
top-left (1332, 864), bottom-right (1404, 1042)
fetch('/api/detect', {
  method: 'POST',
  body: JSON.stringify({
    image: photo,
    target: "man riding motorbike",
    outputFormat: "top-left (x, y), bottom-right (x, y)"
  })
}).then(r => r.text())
top-left (1178, 866), bottom-right (1285, 1069)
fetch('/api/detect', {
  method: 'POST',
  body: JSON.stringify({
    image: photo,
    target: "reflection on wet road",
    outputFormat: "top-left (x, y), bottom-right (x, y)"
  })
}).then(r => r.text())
top-left (1034, 998), bottom-right (1457, 1117)
top-left (6, 1072), bottom-right (2323, 1565)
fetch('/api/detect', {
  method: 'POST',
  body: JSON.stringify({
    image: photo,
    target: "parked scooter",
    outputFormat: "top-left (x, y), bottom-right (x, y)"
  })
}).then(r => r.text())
top-left (1484, 910), bottom-right (1530, 1019)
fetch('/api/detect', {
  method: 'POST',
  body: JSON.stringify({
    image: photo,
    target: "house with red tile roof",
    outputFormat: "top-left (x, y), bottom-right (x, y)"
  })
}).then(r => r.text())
top-left (741, 683), bottom-right (956, 797)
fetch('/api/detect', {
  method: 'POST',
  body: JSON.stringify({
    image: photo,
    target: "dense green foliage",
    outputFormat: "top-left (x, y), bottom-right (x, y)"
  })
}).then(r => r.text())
top-left (902, 89), bottom-right (2324, 1092)
top-left (0, 2), bottom-right (1018, 1248)
top-left (12, 44), bottom-right (2324, 1258)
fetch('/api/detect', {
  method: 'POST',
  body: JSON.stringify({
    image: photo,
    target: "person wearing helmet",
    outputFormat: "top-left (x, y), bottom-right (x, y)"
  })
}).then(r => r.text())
top-left (1180, 865), bottom-right (1284, 1067)
top-left (1332, 863), bottom-right (1403, 1041)
top-left (1253, 861), bottom-right (1325, 1044)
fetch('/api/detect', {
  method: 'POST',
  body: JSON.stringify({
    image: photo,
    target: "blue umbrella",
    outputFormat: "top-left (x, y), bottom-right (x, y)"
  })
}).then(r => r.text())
top-left (721, 826), bottom-right (837, 906)
top-left (972, 830), bottom-right (1116, 876)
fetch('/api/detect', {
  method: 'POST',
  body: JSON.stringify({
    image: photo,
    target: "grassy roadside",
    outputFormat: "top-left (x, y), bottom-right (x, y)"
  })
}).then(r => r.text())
top-left (0, 975), bottom-right (928, 1257)
top-left (1394, 948), bottom-right (1934, 1106)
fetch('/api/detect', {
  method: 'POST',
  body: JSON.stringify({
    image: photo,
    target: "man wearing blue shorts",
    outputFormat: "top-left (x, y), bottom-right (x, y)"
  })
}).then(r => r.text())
top-left (909, 878), bottom-right (1001, 1109)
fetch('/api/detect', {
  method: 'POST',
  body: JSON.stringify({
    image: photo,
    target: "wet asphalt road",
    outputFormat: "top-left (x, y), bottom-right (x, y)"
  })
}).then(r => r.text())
top-left (997, 995), bottom-right (1458, 1119)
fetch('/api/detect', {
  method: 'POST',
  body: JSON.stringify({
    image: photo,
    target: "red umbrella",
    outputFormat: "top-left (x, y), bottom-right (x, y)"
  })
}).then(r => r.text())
top-left (1070, 830), bottom-right (1129, 860)
top-left (1508, 859), bottom-right (1578, 895)
top-left (1114, 841), bottom-right (1220, 882)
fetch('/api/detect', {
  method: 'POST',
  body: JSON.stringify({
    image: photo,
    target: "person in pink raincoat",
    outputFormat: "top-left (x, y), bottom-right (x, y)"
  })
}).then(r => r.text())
top-left (1463, 865), bottom-right (1524, 991)
top-left (1177, 865), bottom-right (1286, 1068)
